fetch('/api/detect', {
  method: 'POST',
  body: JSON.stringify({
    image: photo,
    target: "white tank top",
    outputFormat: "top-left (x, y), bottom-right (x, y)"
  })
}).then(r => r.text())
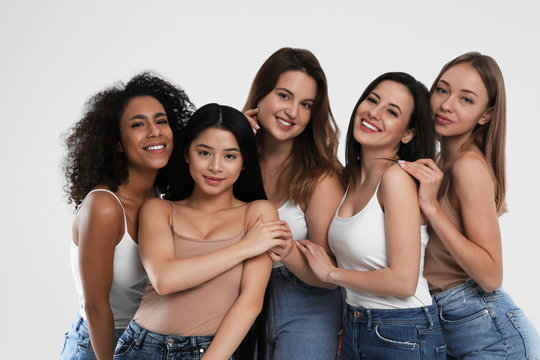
top-left (274, 200), bottom-right (308, 268)
top-left (70, 189), bottom-right (148, 329)
top-left (328, 183), bottom-right (432, 309)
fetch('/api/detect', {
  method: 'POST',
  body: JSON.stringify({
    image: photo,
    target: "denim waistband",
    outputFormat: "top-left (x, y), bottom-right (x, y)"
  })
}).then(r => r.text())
top-left (125, 320), bottom-right (214, 352)
top-left (345, 303), bottom-right (438, 329)
top-left (432, 279), bottom-right (505, 307)
top-left (271, 265), bottom-right (292, 280)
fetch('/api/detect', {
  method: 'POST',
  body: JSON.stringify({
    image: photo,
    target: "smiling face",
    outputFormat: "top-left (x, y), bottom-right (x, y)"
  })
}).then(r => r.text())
top-left (186, 127), bottom-right (243, 196)
top-left (352, 80), bottom-right (415, 154)
top-left (430, 62), bottom-right (491, 139)
top-left (256, 70), bottom-right (317, 142)
top-left (118, 95), bottom-right (173, 173)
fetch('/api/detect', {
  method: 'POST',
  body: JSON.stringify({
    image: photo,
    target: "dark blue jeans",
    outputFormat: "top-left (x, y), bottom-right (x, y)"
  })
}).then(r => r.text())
top-left (340, 303), bottom-right (446, 359)
top-left (433, 279), bottom-right (540, 359)
top-left (113, 320), bottom-right (228, 360)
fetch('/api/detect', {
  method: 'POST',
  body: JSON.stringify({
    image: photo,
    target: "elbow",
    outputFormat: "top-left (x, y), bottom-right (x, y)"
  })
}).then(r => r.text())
top-left (393, 278), bottom-right (418, 298)
top-left (477, 274), bottom-right (503, 294)
top-left (150, 277), bottom-right (173, 296)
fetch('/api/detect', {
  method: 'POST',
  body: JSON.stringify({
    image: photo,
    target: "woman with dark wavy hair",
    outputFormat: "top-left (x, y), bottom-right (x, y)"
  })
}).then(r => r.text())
top-left (243, 48), bottom-right (344, 359)
top-left (61, 72), bottom-right (195, 360)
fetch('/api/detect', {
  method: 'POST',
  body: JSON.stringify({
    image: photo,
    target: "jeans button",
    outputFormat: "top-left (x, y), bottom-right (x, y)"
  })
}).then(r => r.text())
top-left (167, 338), bottom-right (174, 346)
top-left (199, 348), bottom-right (204, 353)
top-left (354, 311), bottom-right (360, 318)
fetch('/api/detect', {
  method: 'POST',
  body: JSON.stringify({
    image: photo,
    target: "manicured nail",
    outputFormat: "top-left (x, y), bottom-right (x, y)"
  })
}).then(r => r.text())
top-left (398, 160), bottom-right (405, 167)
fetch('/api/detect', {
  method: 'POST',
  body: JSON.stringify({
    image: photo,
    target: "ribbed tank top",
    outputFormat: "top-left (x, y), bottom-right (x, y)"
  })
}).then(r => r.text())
top-left (274, 200), bottom-right (308, 268)
top-left (70, 189), bottom-right (147, 329)
top-left (134, 202), bottom-right (249, 335)
top-left (328, 183), bottom-right (432, 309)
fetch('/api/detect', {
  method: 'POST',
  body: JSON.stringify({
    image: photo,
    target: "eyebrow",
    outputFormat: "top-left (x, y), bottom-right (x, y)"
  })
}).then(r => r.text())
top-left (276, 88), bottom-right (315, 102)
top-left (127, 112), bottom-right (167, 121)
top-left (196, 144), bottom-right (240, 152)
top-left (370, 91), bottom-right (402, 115)
top-left (438, 80), bottom-right (478, 97)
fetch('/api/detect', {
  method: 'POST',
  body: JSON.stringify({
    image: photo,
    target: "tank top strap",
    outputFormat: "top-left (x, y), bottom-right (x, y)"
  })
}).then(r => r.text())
top-left (167, 200), bottom-right (176, 234)
top-left (82, 189), bottom-right (128, 233)
top-left (242, 202), bottom-right (252, 233)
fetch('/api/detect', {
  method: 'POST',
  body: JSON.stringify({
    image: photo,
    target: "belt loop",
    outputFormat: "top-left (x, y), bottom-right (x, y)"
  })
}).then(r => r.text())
top-left (279, 265), bottom-right (291, 280)
top-left (366, 309), bottom-right (372, 331)
top-left (75, 313), bottom-right (85, 331)
top-left (190, 336), bottom-right (199, 357)
top-left (423, 306), bottom-right (434, 328)
top-left (134, 324), bottom-right (147, 349)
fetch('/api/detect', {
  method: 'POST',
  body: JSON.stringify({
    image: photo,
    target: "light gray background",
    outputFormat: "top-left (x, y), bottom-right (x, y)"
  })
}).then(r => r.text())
top-left (1, 1), bottom-right (539, 358)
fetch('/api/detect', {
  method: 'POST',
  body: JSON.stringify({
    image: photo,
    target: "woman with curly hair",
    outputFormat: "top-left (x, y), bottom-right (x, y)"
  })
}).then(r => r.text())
top-left (243, 48), bottom-right (344, 359)
top-left (60, 72), bottom-right (195, 360)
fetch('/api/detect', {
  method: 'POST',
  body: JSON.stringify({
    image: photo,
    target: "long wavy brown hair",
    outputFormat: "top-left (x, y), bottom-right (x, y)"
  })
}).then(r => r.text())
top-left (243, 48), bottom-right (343, 204)
top-left (431, 52), bottom-right (507, 214)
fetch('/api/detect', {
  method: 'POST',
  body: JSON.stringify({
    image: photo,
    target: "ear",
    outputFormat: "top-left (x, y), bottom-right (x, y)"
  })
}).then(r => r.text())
top-left (401, 128), bottom-right (416, 145)
top-left (478, 107), bottom-right (493, 125)
top-left (184, 152), bottom-right (189, 164)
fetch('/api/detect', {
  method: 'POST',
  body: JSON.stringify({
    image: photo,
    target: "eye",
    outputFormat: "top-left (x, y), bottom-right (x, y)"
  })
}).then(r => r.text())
top-left (156, 118), bottom-right (169, 125)
top-left (461, 97), bottom-right (473, 104)
top-left (366, 96), bottom-right (377, 104)
top-left (387, 109), bottom-right (398, 117)
top-left (198, 150), bottom-right (211, 157)
top-left (278, 92), bottom-right (290, 100)
top-left (301, 102), bottom-right (313, 110)
top-left (131, 122), bottom-right (144, 128)
top-left (435, 86), bottom-right (448, 95)
top-left (224, 153), bottom-right (237, 160)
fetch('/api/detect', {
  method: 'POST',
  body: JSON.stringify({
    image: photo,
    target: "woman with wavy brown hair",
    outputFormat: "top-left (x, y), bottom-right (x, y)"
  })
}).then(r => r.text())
top-left (60, 73), bottom-right (195, 360)
top-left (243, 47), bottom-right (344, 359)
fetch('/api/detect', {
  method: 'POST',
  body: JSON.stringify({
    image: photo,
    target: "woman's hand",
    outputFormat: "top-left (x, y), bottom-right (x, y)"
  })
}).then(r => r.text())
top-left (239, 216), bottom-right (291, 259)
top-left (243, 108), bottom-right (260, 133)
top-left (267, 226), bottom-right (294, 262)
top-left (296, 240), bottom-right (337, 283)
top-left (398, 159), bottom-right (443, 216)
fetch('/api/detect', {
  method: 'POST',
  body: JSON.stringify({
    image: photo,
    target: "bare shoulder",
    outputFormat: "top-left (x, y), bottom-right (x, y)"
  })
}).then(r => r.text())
top-left (140, 197), bottom-right (171, 213)
top-left (381, 163), bottom-right (416, 192)
top-left (78, 190), bottom-right (123, 223)
top-left (247, 199), bottom-right (278, 222)
top-left (452, 151), bottom-right (491, 179)
top-left (314, 170), bottom-right (344, 191)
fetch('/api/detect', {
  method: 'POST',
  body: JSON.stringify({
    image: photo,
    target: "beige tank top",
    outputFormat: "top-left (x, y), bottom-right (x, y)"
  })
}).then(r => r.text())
top-left (134, 202), bottom-right (249, 335)
top-left (424, 196), bottom-right (471, 294)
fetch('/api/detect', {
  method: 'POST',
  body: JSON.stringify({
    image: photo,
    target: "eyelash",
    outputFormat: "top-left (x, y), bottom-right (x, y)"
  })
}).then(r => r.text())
top-left (462, 97), bottom-right (473, 104)
top-left (224, 154), bottom-right (237, 160)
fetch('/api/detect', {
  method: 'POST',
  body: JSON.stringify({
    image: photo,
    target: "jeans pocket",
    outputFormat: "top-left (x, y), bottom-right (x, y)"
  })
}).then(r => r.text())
top-left (435, 345), bottom-right (447, 359)
top-left (507, 309), bottom-right (540, 360)
top-left (438, 298), bottom-right (489, 325)
top-left (114, 335), bottom-right (136, 357)
top-left (373, 324), bottom-right (419, 349)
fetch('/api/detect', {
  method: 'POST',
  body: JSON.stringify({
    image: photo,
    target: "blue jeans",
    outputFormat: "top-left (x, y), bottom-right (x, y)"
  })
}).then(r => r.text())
top-left (340, 303), bottom-right (446, 359)
top-left (113, 320), bottom-right (227, 360)
top-left (266, 266), bottom-right (342, 360)
top-left (433, 279), bottom-right (540, 359)
top-left (60, 312), bottom-right (125, 360)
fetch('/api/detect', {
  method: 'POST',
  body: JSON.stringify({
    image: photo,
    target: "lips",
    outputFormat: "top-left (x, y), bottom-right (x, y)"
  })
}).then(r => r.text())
top-left (434, 113), bottom-right (452, 125)
top-left (276, 117), bottom-right (294, 128)
top-left (203, 175), bottom-right (224, 186)
top-left (143, 143), bottom-right (167, 153)
top-left (360, 118), bottom-right (381, 133)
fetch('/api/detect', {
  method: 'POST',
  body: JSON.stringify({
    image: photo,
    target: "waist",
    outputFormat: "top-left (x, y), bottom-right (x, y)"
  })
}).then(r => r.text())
top-left (432, 279), bottom-right (506, 306)
top-left (345, 303), bottom-right (438, 325)
top-left (125, 320), bottom-right (214, 349)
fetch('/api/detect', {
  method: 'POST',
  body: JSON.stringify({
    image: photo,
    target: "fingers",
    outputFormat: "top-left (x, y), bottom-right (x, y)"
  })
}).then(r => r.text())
top-left (398, 160), bottom-right (442, 183)
top-left (243, 108), bottom-right (260, 133)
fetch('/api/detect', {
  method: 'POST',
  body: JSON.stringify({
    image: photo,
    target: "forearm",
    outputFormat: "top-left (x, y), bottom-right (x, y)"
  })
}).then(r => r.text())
top-left (426, 205), bottom-right (502, 291)
top-left (327, 266), bottom-right (418, 297)
top-left (85, 306), bottom-right (116, 360)
top-left (148, 242), bottom-right (251, 295)
top-left (282, 245), bottom-right (336, 289)
top-left (202, 296), bottom-right (261, 360)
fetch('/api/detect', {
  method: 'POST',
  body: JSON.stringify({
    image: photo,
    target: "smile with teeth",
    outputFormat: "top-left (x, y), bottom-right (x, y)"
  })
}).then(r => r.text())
top-left (277, 118), bottom-right (293, 127)
top-left (362, 119), bottom-right (381, 132)
top-left (144, 144), bottom-right (165, 150)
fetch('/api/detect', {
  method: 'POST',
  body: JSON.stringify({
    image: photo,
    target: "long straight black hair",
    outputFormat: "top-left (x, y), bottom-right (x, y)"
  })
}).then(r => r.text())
top-left (166, 103), bottom-right (270, 359)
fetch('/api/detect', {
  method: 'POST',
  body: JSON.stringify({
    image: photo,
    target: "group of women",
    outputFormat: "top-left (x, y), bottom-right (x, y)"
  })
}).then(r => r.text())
top-left (60, 48), bottom-right (540, 360)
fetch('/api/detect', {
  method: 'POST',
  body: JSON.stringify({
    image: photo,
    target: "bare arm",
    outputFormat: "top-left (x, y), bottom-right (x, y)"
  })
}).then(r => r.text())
top-left (399, 155), bottom-right (502, 291)
top-left (139, 198), bottom-right (289, 295)
top-left (298, 165), bottom-right (424, 297)
top-left (275, 172), bottom-right (343, 288)
top-left (201, 201), bottom-right (275, 360)
top-left (76, 192), bottom-right (124, 360)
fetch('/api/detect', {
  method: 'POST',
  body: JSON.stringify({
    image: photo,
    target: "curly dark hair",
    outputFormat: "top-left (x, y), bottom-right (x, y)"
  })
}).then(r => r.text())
top-left (63, 72), bottom-right (195, 208)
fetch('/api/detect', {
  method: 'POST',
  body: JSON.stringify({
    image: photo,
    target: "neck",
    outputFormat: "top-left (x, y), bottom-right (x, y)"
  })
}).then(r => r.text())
top-left (260, 132), bottom-right (293, 162)
top-left (186, 187), bottom-right (237, 213)
top-left (117, 167), bottom-right (158, 202)
top-left (440, 132), bottom-right (473, 164)
top-left (357, 147), bottom-right (398, 184)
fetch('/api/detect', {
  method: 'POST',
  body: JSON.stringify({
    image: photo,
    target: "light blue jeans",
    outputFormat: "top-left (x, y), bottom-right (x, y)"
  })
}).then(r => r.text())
top-left (340, 303), bottom-right (446, 359)
top-left (433, 279), bottom-right (540, 359)
top-left (113, 320), bottom-right (225, 360)
top-left (60, 312), bottom-right (124, 360)
top-left (265, 266), bottom-right (342, 360)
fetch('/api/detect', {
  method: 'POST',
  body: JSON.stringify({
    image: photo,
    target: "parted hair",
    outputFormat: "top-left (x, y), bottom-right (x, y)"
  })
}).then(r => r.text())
top-left (243, 47), bottom-right (344, 204)
top-left (63, 72), bottom-right (195, 208)
top-left (431, 52), bottom-right (507, 214)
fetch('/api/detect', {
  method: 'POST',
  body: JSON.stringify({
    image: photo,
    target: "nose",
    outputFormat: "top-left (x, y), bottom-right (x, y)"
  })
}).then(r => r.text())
top-left (440, 96), bottom-right (455, 112)
top-left (207, 156), bottom-right (222, 173)
top-left (368, 105), bottom-right (381, 120)
top-left (147, 122), bottom-right (161, 137)
top-left (284, 102), bottom-right (298, 119)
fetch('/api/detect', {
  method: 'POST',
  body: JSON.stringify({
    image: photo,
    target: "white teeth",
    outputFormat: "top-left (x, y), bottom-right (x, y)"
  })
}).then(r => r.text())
top-left (146, 145), bottom-right (164, 150)
top-left (277, 118), bottom-right (292, 127)
top-left (362, 120), bottom-right (380, 132)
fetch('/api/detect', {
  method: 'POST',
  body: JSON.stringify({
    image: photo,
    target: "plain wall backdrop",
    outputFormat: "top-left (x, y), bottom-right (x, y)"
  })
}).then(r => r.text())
top-left (1, 1), bottom-right (539, 358)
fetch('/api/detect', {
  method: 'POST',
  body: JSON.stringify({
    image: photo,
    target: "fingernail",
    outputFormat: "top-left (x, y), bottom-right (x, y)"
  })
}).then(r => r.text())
top-left (398, 160), bottom-right (405, 166)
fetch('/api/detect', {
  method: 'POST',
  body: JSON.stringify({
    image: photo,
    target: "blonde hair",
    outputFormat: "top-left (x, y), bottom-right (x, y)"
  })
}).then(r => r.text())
top-left (431, 52), bottom-right (507, 214)
top-left (243, 48), bottom-right (343, 204)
